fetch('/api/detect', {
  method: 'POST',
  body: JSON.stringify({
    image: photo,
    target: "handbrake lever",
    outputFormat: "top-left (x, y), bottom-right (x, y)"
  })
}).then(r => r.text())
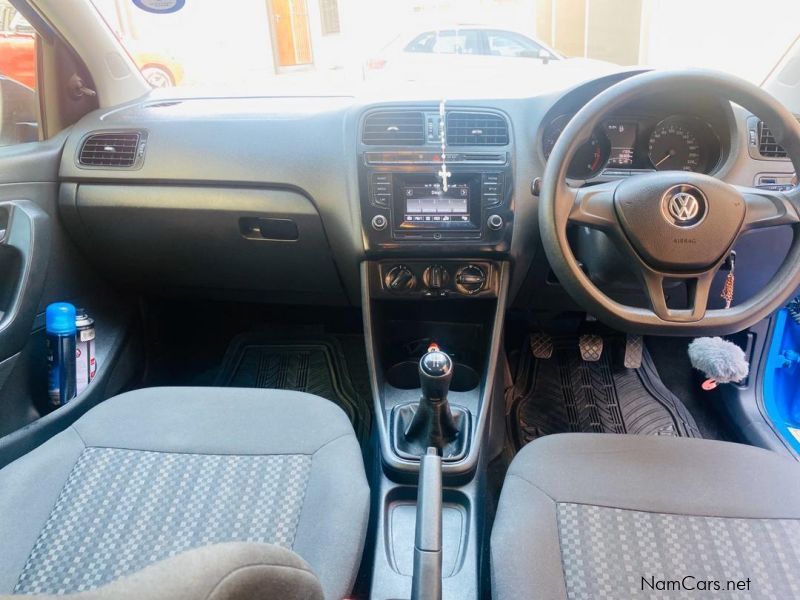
top-left (410, 447), bottom-right (443, 600)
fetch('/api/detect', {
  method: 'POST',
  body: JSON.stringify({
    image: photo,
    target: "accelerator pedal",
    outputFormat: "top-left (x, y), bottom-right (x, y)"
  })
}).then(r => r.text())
top-left (530, 332), bottom-right (554, 359)
top-left (623, 334), bottom-right (644, 369)
top-left (578, 334), bottom-right (603, 362)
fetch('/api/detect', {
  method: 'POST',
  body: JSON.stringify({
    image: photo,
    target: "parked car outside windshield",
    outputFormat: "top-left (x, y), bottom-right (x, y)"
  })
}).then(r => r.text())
top-left (363, 27), bottom-right (564, 82)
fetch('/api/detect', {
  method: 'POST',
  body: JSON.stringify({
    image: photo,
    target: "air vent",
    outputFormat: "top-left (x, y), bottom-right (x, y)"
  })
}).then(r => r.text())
top-left (446, 112), bottom-right (509, 146)
top-left (78, 131), bottom-right (145, 168)
top-left (362, 111), bottom-right (425, 145)
top-left (758, 121), bottom-right (788, 158)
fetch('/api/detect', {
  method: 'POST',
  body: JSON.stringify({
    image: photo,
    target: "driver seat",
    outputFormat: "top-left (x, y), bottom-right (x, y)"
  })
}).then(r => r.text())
top-left (491, 433), bottom-right (800, 599)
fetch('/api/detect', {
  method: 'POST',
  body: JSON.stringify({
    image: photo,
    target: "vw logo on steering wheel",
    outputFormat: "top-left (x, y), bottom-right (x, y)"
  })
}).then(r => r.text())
top-left (669, 192), bottom-right (700, 221)
top-left (662, 185), bottom-right (706, 227)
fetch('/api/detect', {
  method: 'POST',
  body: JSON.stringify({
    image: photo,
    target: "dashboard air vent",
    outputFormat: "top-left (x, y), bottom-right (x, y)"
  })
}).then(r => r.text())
top-left (78, 131), bottom-right (144, 167)
top-left (446, 112), bottom-right (509, 146)
top-left (758, 121), bottom-right (788, 158)
top-left (362, 111), bottom-right (425, 145)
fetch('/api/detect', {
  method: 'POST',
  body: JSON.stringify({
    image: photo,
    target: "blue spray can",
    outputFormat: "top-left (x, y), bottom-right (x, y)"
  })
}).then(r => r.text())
top-left (46, 302), bottom-right (77, 407)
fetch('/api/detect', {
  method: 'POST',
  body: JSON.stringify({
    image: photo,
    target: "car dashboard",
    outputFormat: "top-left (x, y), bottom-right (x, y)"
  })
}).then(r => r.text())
top-left (55, 69), bottom-right (796, 310)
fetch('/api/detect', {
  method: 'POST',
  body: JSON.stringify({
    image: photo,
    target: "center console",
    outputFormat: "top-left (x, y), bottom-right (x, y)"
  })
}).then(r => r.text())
top-left (359, 107), bottom-right (513, 599)
top-left (358, 107), bottom-right (513, 472)
top-left (362, 164), bottom-right (512, 248)
top-left (363, 165), bottom-right (511, 248)
top-left (359, 109), bottom-right (514, 253)
top-left (364, 288), bottom-right (506, 600)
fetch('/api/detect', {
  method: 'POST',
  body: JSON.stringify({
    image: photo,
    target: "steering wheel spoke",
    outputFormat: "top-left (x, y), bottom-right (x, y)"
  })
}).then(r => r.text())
top-left (566, 180), bottom-right (620, 231)
top-left (737, 185), bottom-right (800, 231)
top-left (640, 269), bottom-right (716, 323)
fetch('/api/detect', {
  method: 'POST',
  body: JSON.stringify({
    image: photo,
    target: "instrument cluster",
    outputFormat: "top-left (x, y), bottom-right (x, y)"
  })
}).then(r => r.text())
top-left (541, 113), bottom-right (723, 179)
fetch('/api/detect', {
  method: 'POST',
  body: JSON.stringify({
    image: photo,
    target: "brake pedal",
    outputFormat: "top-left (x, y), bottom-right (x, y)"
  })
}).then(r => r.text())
top-left (578, 334), bottom-right (603, 362)
top-left (623, 334), bottom-right (643, 369)
top-left (530, 332), bottom-right (553, 359)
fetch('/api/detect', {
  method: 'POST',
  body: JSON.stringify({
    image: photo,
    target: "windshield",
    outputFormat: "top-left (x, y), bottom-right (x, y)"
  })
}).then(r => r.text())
top-left (83, 0), bottom-right (798, 92)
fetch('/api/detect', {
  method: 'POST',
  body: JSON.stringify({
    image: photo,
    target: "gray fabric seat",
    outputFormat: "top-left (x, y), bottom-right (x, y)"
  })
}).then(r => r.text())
top-left (1, 543), bottom-right (324, 600)
top-left (0, 387), bottom-right (370, 600)
top-left (491, 433), bottom-right (800, 600)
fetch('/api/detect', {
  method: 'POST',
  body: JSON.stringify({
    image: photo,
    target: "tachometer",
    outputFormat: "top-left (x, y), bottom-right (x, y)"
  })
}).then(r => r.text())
top-left (542, 114), bottom-right (610, 179)
top-left (648, 117), bottom-right (704, 172)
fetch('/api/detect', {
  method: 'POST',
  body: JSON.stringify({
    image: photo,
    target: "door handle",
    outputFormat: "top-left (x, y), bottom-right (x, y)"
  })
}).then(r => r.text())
top-left (0, 200), bottom-right (51, 361)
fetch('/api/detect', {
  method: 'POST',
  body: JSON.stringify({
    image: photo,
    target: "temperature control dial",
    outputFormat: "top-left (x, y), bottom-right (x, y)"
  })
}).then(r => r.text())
top-left (384, 265), bottom-right (417, 292)
top-left (455, 265), bottom-right (486, 295)
top-left (423, 265), bottom-right (450, 290)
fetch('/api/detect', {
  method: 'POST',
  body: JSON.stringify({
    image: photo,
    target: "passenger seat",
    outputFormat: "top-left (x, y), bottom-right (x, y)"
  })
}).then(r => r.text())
top-left (0, 387), bottom-right (370, 599)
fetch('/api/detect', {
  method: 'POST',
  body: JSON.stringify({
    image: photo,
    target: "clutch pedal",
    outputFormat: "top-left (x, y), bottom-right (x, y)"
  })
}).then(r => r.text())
top-left (530, 332), bottom-right (553, 359)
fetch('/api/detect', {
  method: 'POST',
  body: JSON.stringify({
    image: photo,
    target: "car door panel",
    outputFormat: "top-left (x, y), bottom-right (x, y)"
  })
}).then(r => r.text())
top-left (0, 198), bottom-right (50, 365)
top-left (0, 133), bottom-right (138, 464)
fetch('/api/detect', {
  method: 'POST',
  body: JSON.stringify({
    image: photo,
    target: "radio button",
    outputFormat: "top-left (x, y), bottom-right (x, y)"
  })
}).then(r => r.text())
top-left (371, 174), bottom-right (394, 208)
top-left (482, 173), bottom-right (504, 207)
top-left (487, 214), bottom-right (503, 231)
top-left (371, 214), bottom-right (388, 231)
top-left (483, 193), bottom-right (500, 207)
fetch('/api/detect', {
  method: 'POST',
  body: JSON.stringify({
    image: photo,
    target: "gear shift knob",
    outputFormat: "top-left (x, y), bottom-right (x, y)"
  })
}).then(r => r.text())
top-left (419, 349), bottom-right (454, 401)
top-left (394, 344), bottom-right (468, 459)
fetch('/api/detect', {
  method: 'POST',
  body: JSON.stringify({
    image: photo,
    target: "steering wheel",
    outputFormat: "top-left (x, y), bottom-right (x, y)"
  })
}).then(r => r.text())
top-left (540, 70), bottom-right (800, 335)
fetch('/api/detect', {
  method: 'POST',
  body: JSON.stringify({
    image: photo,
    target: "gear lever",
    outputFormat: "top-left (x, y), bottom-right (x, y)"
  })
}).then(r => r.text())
top-left (404, 345), bottom-right (460, 453)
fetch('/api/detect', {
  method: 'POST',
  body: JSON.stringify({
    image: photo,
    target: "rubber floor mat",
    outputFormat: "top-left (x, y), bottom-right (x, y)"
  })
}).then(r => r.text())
top-left (510, 334), bottom-right (700, 448)
top-left (216, 333), bottom-right (371, 443)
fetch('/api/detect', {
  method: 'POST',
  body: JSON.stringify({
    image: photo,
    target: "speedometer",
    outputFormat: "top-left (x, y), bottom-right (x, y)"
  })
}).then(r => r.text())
top-left (647, 117), bottom-right (704, 172)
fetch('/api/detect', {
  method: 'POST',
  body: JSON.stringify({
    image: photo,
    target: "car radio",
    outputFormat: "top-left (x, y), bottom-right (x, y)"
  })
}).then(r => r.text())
top-left (391, 173), bottom-right (481, 233)
top-left (361, 164), bottom-right (512, 250)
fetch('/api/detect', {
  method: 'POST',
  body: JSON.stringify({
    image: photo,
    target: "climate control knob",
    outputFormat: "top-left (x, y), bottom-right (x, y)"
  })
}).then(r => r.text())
top-left (423, 264), bottom-right (449, 290)
top-left (384, 265), bottom-right (417, 292)
top-left (455, 264), bottom-right (486, 295)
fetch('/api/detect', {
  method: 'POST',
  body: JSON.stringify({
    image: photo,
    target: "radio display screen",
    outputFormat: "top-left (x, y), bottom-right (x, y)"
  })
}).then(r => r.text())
top-left (403, 183), bottom-right (471, 224)
top-left (391, 173), bottom-right (481, 233)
